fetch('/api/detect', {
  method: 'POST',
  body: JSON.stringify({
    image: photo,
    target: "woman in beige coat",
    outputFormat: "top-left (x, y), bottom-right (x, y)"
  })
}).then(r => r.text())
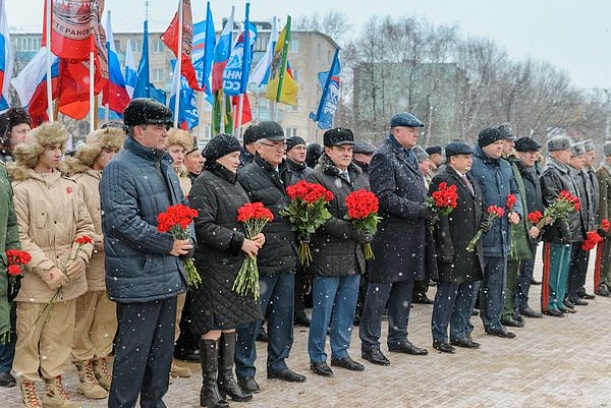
top-left (9, 122), bottom-right (95, 408)
top-left (61, 127), bottom-right (124, 400)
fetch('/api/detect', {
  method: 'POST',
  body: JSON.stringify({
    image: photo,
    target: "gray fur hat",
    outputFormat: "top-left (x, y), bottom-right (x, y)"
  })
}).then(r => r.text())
top-left (546, 135), bottom-right (571, 152)
top-left (412, 145), bottom-right (429, 163)
top-left (583, 139), bottom-right (595, 152)
top-left (604, 141), bottom-right (611, 157)
top-left (570, 141), bottom-right (586, 157)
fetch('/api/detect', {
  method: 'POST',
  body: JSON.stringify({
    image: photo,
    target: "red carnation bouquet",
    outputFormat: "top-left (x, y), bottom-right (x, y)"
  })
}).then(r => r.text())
top-left (426, 182), bottom-right (458, 223)
top-left (583, 230), bottom-right (603, 251)
top-left (281, 180), bottom-right (334, 266)
top-left (157, 204), bottom-right (201, 288)
top-left (5, 249), bottom-right (30, 281)
top-left (345, 190), bottom-right (382, 260)
top-left (466, 205), bottom-right (505, 252)
top-left (234, 202), bottom-right (274, 299)
top-left (527, 190), bottom-right (580, 232)
top-left (506, 194), bottom-right (517, 212)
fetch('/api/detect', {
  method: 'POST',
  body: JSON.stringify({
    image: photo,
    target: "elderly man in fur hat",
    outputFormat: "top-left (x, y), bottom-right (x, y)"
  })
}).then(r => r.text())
top-left (61, 127), bottom-right (125, 400)
top-left (596, 142), bottom-right (611, 296)
top-left (8, 122), bottom-right (95, 408)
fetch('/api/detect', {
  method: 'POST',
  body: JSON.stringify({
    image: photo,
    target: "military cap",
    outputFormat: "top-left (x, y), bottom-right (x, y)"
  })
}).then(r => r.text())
top-left (389, 112), bottom-right (424, 128)
top-left (445, 141), bottom-right (473, 157)
top-left (123, 98), bottom-right (173, 127)
top-left (323, 127), bottom-right (355, 147)
top-left (514, 137), bottom-right (541, 152)
top-left (570, 141), bottom-right (586, 157)
top-left (547, 135), bottom-right (572, 152)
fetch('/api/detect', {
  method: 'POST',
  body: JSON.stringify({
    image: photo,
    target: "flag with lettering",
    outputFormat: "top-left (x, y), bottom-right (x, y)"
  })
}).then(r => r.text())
top-left (222, 3), bottom-right (257, 96)
top-left (43, 0), bottom-right (98, 60)
top-left (310, 48), bottom-right (340, 130)
top-left (211, 6), bottom-right (234, 92)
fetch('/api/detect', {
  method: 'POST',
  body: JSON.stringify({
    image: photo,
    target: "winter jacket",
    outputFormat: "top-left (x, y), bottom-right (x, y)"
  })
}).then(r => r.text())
top-left (570, 166), bottom-right (590, 235)
top-left (367, 135), bottom-right (432, 283)
top-left (516, 160), bottom-right (544, 246)
top-left (507, 155), bottom-right (534, 260)
top-left (286, 158), bottom-right (314, 185)
top-left (10, 168), bottom-right (95, 302)
top-left (596, 163), bottom-right (611, 223)
top-left (430, 166), bottom-right (484, 284)
top-left (469, 145), bottom-right (523, 257)
top-left (189, 162), bottom-right (261, 333)
top-left (238, 155), bottom-right (298, 275)
top-left (70, 169), bottom-right (106, 291)
top-left (306, 154), bottom-right (366, 278)
top-left (0, 163), bottom-right (20, 337)
top-left (540, 158), bottom-right (583, 243)
top-left (100, 136), bottom-right (190, 303)
top-left (583, 167), bottom-right (599, 231)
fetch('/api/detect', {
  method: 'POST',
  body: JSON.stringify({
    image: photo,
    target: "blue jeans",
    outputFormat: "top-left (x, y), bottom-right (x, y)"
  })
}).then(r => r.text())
top-left (308, 274), bottom-right (360, 363)
top-left (359, 279), bottom-right (414, 351)
top-left (432, 281), bottom-right (478, 343)
top-left (235, 272), bottom-right (295, 379)
top-left (480, 256), bottom-right (508, 332)
top-left (0, 302), bottom-right (16, 373)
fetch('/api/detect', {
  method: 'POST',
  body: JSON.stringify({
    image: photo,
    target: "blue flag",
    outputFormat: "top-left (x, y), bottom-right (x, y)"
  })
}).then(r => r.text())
top-left (222, 3), bottom-right (257, 96)
top-left (133, 20), bottom-right (166, 104)
top-left (310, 48), bottom-right (341, 130)
top-left (192, 2), bottom-right (216, 104)
top-left (169, 60), bottom-right (198, 130)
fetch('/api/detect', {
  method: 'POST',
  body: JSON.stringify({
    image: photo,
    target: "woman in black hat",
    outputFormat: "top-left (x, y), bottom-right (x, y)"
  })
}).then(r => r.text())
top-left (188, 134), bottom-right (264, 408)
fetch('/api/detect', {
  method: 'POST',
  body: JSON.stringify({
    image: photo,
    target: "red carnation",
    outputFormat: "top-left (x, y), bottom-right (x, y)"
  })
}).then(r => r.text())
top-left (506, 194), bottom-right (517, 211)
top-left (345, 190), bottom-right (381, 260)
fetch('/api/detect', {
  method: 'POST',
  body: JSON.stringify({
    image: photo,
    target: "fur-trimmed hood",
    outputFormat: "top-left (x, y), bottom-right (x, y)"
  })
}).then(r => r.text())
top-left (12, 122), bottom-right (67, 170)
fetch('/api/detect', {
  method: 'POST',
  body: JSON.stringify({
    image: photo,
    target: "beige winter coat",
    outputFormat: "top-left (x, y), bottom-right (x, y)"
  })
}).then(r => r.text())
top-left (71, 168), bottom-right (106, 291)
top-left (11, 168), bottom-right (95, 302)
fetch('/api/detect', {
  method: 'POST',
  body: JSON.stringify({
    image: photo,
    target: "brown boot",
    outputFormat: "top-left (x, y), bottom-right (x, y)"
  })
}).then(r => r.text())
top-left (75, 360), bottom-right (107, 399)
top-left (91, 358), bottom-right (112, 391)
top-left (42, 375), bottom-right (81, 408)
top-left (171, 358), bottom-right (192, 378)
top-left (19, 380), bottom-right (42, 408)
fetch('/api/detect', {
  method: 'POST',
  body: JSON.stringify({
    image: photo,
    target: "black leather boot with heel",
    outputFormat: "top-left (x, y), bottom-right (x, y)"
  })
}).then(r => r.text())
top-left (217, 332), bottom-right (253, 402)
top-left (200, 339), bottom-right (229, 408)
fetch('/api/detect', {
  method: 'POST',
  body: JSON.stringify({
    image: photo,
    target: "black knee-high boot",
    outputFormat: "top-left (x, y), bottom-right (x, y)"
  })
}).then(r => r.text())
top-left (200, 339), bottom-right (229, 408)
top-left (218, 332), bottom-right (252, 402)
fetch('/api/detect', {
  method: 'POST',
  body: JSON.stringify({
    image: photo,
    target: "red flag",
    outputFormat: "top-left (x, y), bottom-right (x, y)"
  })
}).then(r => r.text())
top-left (161, 0), bottom-right (202, 91)
top-left (232, 93), bottom-right (252, 128)
top-left (43, 0), bottom-right (100, 60)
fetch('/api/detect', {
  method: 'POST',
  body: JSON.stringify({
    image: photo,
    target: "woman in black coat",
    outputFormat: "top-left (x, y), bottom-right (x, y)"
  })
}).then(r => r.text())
top-left (189, 135), bottom-right (264, 408)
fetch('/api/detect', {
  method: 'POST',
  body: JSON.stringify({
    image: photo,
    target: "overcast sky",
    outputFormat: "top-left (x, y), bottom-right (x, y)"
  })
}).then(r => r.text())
top-left (6, 0), bottom-right (611, 90)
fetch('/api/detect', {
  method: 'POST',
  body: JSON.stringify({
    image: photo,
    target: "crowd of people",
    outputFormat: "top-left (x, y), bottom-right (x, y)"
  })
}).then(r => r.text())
top-left (0, 97), bottom-right (609, 408)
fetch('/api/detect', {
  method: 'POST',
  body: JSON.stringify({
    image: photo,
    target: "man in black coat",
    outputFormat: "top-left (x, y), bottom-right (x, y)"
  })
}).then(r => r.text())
top-left (359, 112), bottom-right (434, 366)
top-left (234, 121), bottom-right (306, 393)
top-left (430, 141), bottom-right (484, 353)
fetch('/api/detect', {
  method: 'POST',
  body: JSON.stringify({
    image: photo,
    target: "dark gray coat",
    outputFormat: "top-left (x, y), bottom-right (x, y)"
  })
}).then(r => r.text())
top-left (367, 135), bottom-right (431, 283)
top-left (431, 167), bottom-right (484, 284)
top-left (188, 162), bottom-right (261, 333)
top-left (238, 155), bottom-right (298, 275)
top-left (306, 155), bottom-right (366, 278)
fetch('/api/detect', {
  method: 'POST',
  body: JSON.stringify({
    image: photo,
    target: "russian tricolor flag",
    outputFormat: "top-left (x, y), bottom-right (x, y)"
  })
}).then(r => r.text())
top-left (0, 0), bottom-right (14, 113)
top-left (102, 11), bottom-right (130, 115)
top-left (211, 6), bottom-right (234, 93)
top-left (124, 39), bottom-right (137, 98)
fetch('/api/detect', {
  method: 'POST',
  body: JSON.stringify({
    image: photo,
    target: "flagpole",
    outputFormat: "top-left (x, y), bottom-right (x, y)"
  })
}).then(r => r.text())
top-left (45, 0), bottom-right (53, 122)
top-left (236, 93), bottom-right (244, 139)
top-left (89, 50), bottom-right (95, 132)
top-left (173, 0), bottom-right (183, 128)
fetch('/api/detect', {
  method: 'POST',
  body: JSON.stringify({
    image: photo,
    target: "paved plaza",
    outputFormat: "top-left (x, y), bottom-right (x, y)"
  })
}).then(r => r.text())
top-left (2, 257), bottom-right (611, 407)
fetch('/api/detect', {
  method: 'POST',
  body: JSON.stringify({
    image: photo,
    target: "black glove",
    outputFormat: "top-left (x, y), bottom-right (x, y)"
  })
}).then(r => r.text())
top-left (350, 229), bottom-right (374, 244)
top-left (7, 275), bottom-right (22, 302)
top-left (479, 219), bottom-right (492, 234)
top-left (418, 204), bottom-right (435, 221)
top-left (597, 228), bottom-right (608, 239)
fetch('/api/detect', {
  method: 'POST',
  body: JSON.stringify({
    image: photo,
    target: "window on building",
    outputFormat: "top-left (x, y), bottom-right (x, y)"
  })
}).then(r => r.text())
top-left (114, 40), bottom-right (121, 52)
top-left (290, 69), bottom-right (299, 81)
top-left (289, 39), bottom-right (299, 53)
top-left (132, 39), bottom-right (142, 53)
top-left (285, 127), bottom-right (298, 137)
top-left (152, 39), bottom-right (165, 53)
top-left (152, 68), bottom-right (165, 82)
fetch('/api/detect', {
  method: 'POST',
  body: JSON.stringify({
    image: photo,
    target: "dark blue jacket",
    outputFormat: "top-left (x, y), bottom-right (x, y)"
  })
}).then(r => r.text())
top-left (100, 136), bottom-right (189, 302)
top-left (469, 145), bottom-right (523, 257)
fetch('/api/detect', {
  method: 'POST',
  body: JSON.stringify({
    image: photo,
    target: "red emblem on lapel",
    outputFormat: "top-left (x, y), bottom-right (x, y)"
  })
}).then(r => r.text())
top-left (66, 186), bottom-right (73, 194)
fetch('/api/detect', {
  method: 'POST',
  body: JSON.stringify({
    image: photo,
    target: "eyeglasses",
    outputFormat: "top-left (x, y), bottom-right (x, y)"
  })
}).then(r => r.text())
top-left (259, 141), bottom-right (286, 149)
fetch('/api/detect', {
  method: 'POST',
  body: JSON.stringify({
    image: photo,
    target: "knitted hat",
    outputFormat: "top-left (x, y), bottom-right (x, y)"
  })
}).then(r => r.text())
top-left (478, 127), bottom-right (504, 147)
top-left (203, 134), bottom-right (241, 162)
top-left (353, 140), bottom-right (376, 154)
top-left (570, 141), bottom-right (586, 157)
top-left (514, 137), bottom-right (541, 152)
top-left (412, 145), bottom-right (429, 163)
top-left (166, 128), bottom-right (194, 152)
top-left (547, 135), bottom-right (572, 152)
top-left (425, 145), bottom-right (442, 156)
top-left (12, 122), bottom-right (68, 169)
top-left (445, 141), bottom-right (473, 157)
top-left (604, 141), bottom-right (611, 157)
top-left (583, 139), bottom-right (595, 152)
top-left (324, 128), bottom-right (354, 147)
top-left (286, 136), bottom-right (306, 152)
top-left (389, 112), bottom-right (424, 128)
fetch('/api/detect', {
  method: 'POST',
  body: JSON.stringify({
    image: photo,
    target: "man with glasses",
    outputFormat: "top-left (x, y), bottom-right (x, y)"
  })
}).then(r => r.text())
top-left (100, 98), bottom-right (193, 407)
top-left (235, 121), bottom-right (306, 393)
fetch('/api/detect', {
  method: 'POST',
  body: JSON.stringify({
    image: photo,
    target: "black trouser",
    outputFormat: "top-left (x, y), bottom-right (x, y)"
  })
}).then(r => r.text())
top-left (108, 297), bottom-right (177, 408)
top-left (412, 278), bottom-right (429, 299)
top-left (175, 292), bottom-right (200, 355)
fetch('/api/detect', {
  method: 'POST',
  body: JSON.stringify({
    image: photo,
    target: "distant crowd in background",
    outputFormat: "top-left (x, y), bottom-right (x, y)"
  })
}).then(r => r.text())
top-left (1, 98), bottom-right (610, 408)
